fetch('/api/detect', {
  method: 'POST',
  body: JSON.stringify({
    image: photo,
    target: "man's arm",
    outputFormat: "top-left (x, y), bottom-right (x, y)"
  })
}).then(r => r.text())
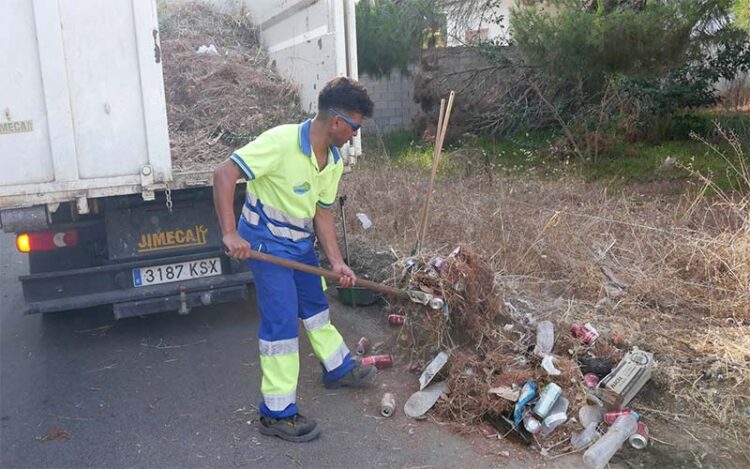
top-left (213, 159), bottom-right (252, 259)
top-left (314, 205), bottom-right (355, 288)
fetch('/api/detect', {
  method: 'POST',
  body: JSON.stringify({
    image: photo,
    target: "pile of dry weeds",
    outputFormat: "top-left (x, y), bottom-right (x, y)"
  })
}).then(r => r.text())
top-left (159, 2), bottom-right (306, 172)
top-left (339, 136), bottom-right (749, 462)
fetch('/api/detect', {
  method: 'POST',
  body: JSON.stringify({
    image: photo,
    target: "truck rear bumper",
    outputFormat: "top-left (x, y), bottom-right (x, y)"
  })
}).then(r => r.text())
top-left (21, 251), bottom-right (253, 317)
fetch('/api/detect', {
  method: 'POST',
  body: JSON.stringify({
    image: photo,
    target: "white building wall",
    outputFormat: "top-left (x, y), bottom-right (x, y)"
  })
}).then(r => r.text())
top-left (445, 0), bottom-right (514, 46)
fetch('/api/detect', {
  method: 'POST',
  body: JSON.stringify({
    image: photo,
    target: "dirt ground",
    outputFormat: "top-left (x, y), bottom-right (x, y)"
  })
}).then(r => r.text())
top-left (337, 156), bottom-right (750, 468)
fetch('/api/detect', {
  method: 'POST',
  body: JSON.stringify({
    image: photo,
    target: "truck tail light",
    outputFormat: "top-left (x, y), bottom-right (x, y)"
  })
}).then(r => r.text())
top-left (16, 230), bottom-right (79, 253)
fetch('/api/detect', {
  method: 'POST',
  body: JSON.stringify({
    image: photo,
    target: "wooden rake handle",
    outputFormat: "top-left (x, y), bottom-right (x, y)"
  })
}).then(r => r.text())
top-left (236, 249), bottom-right (406, 298)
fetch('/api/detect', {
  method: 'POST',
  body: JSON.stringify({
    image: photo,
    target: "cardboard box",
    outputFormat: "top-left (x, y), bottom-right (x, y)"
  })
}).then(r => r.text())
top-left (598, 348), bottom-right (654, 410)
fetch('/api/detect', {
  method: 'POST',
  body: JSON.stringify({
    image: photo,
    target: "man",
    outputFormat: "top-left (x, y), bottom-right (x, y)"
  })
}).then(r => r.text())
top-left (213, 77), bottom-right (376, 442)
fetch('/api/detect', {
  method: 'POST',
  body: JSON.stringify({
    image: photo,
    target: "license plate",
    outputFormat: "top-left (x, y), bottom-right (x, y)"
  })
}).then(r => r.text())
top-left (132, 257), bottom-right (222, 287)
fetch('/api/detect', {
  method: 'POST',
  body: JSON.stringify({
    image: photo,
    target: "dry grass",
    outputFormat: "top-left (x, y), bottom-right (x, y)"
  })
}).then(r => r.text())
top-left (340, 136), bottom-right (749, 460)
top-left (159, 2), bottom-right (306, 172)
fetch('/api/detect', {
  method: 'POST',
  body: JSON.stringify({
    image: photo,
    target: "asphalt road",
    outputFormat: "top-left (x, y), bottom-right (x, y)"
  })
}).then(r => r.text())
top-left (0, 231), bottom-right (579, 468)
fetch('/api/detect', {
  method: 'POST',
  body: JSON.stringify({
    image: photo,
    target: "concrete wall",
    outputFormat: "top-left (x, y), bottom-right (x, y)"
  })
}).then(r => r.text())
top-left (359, 67), bottom-right (420, 134)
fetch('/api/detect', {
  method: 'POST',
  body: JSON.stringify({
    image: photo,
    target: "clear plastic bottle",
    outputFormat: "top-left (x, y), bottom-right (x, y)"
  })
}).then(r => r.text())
top-left (571, 422), bottom-right (600, 449)
top-left (534, 320), bottom-right (555, 356)
top-left (582, 414), bottom-right (638, 469)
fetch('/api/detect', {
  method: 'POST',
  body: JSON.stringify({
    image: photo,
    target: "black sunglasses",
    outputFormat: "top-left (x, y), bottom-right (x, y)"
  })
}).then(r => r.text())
top-left (329, 108), bottom-right (361, 132)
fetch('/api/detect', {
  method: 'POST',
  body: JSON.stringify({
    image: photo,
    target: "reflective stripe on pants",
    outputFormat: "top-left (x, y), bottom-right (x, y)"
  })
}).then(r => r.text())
top-left (248, 243), bottom-right (355, 418)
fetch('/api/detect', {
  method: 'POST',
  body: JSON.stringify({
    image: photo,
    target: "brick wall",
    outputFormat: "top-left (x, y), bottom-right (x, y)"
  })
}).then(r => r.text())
top-left (359, 67), bottom-right (420, 134)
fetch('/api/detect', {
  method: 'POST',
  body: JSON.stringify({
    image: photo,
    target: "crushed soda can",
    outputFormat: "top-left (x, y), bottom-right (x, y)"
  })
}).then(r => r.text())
top-left (355, 337), bottom-right (370, 356)
top-left (533, 383), bottom-right (562, 419)
top-left (428, 297), bottom-right (444, 310)
top-left (523, 414), bottom-right (542, 434)
top-left (362, 354), bottom-right (393, 369)
top-left (603, 408), bottom-right (640, 425)
top-left (583, 373), bottom-right (600, 389)
top-left (388, 314), bottom-right (406, 326)
top-left (571, 323), bottom-right (599, 345)
top-left (380, 393), bottom-right (396, 417)
top-left (430, 256), bottom-right (446, 272)
top-left (628, 421), bottom-right (649, 449)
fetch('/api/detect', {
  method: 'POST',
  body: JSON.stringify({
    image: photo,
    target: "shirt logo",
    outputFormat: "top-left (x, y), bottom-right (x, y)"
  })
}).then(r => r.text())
top-left (293, 181), bottom-right (311, 194)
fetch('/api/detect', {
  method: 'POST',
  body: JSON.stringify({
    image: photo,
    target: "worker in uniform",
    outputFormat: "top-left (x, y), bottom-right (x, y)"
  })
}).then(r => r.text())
top-left (213, 77), bottom-right (376, 442)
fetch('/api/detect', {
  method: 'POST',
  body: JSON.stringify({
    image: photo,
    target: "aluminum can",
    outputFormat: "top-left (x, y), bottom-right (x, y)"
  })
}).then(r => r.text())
top-left (604, 409), bottom-right (640, 425)
top-left (583, 373), bottom-right (600, 389)
top-left (571, 323), bottom-right (599, 345)
top-left (628, 421), bottom-right (649, 449)
top-left (355, 336), bottom-right (370, 356)
top-left (362, 354), bottom-right (393, 369)
top-left (388, 314), bottom-right (406, 326)
top-left (380, 393), bottom-right (396, 417)
top-left (533, 383), bottom-right (562, 418)
top-left (523, 414), bottom-right (542, 434)
top-left (428, 297), bottom-right (445, 310)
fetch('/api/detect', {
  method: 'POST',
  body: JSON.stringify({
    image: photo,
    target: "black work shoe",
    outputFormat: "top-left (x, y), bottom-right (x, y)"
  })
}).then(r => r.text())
top-left (324, 363), bottom-right (377, 389)
top-left (259, 414), bottom-right (321, 442)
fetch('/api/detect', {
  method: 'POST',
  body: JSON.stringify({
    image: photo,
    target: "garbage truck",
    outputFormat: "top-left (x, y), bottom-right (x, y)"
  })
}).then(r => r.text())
top-left (0, 0), bottom-right (361, 318)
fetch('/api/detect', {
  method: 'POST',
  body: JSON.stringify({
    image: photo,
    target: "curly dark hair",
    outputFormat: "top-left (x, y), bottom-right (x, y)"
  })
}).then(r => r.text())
top-left (318, 77), bottom-right (374, 118)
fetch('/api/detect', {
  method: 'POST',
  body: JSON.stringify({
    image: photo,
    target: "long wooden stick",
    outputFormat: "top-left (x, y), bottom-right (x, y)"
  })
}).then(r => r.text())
top-left (417, 91), bottom-right (455, 252)
top-left (415, 98), bottom-right (446, 253)
top-left (242, 249), bottom-right (406, 298)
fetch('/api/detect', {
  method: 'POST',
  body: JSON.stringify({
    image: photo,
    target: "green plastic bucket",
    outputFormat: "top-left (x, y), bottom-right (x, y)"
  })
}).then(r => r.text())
top-left (336, 286), bottom-right (381, 306)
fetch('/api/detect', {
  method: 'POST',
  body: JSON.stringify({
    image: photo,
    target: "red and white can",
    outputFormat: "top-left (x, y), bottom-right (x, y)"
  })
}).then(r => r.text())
top-left (362, 354), bottom-right (393, 369)
top-left (571, 323), bottom-right (599, 345)
top-left (583, 373), bottom-right (599, 389)
top-left (355, 337), bottom-right (370, 356)
top-left (604, 409), bottom-right (640, 425)
top-left (388, 314), bottom-right (406, 326)
top-left (628, 421), bottom-right (649, 449)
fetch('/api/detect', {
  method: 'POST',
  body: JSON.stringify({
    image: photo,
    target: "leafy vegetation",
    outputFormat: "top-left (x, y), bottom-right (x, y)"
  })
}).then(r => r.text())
top-left (498, 0), bottom-right (750, 156)
top-left (362, 126), bottom-right (745, 192)
top-left (355, 0), bottom-right (443, 77)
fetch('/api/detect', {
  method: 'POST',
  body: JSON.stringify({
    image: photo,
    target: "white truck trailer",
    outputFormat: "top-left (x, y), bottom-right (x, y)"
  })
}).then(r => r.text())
top-left (0, 0), bottom-right (360, 318)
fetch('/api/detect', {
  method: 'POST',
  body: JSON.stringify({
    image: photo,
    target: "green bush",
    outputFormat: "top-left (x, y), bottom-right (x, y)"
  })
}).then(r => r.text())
top-left (503, 0), bottom-right (750, 155)
top-left (511, 0), bottom-right (697, 96)
top-left (356, 0), bottom-right (443, 78)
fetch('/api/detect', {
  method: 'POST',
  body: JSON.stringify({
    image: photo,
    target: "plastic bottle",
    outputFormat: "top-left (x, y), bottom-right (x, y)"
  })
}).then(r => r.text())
top-left (571, 422), bottom-right (600, 449)
top-left (582, 414), bottom-right (638, 469)
top-left (534, 320), bottom-right (555, 356)
top-left (579, 404), bottom-right (604, 428)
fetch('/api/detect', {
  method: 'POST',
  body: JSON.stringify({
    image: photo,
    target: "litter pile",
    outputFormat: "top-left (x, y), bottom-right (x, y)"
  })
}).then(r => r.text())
top-left (159, 3), bottom-right (307, 172)
top-left (382, 245), bottom-right (656, 467)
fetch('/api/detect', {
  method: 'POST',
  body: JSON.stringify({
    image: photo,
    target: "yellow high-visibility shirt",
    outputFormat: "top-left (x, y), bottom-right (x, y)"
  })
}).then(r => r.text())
top-left (230, 119), bottom-right (344, 227)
